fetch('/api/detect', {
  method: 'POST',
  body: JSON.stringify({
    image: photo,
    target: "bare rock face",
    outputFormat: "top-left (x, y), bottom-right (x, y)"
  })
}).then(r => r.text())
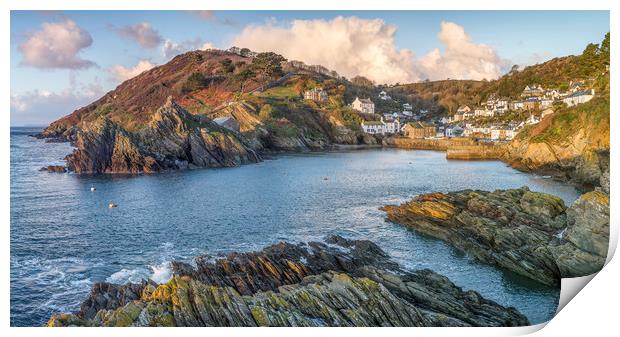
top-left (39, 165), bottom-right (67, 173)
top-left (382, 187), bottom-right (609, 286)
top-left (64, 98), bottom-right (260, 174)
top-left (47, 236), bottom-right (528, 327)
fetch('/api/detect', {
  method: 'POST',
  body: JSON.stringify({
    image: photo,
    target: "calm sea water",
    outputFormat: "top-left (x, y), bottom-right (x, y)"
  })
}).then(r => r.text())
top-left (10, 127), bottom-right (581, 326)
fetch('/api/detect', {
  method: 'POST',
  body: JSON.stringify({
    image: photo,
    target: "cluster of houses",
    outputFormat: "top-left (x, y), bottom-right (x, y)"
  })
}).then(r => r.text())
top-left (449, 81), bottom-right (595, 123)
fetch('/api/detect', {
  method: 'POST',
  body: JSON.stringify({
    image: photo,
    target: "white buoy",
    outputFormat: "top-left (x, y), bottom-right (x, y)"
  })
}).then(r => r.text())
top-left (90, 186), bottom-right (96, 192)
top-left (108, 201), bottom-right (117, 208)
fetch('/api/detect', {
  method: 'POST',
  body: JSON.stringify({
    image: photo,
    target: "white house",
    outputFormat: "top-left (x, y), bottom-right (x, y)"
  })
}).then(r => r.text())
top-left (562, 89), bottom-right (595, 107)
top-left (457, 105), bottom-right (471, 114)
top-left (361, 120), bottom-right (385, 134)
top-left (403, 103), bottom-right (413, 111)
top-left (378, 90), bottom-right (391, 100)
top-left (361, 117), bottom-right (399, 135)
top-left (445, 125), bottom-right (464, 138)
top-left (352, 97), bottom-right (375, 114)
top-left (474, 108), bottom-right (494, 118)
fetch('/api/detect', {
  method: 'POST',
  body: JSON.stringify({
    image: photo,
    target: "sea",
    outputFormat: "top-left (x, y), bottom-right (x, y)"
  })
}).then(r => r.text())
top-left (10, 126), bottom-right (581, 326)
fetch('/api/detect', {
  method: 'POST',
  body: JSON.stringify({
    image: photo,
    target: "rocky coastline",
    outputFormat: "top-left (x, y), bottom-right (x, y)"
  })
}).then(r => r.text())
top-left (381, 186), bottom-right (609, 286)
top-left (47, 236), bottom-right (529, 327)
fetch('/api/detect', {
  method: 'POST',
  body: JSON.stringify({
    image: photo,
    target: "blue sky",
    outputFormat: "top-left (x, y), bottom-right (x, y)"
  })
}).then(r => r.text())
top-left (10, 10), bottom-right (609, 126)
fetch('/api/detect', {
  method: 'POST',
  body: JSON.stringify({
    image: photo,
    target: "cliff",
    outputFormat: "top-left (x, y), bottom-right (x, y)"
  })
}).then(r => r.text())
top-left (47, 236), bottom-right (528, 327)
top-left (382, 187), bottom-right (609, 286)
top-left (64, 97), bottom-right (260, 174)
top-left (502, 96), bottom-right (610, 189)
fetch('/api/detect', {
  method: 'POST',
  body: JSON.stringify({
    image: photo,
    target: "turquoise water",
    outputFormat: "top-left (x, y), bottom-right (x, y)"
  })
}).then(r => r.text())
top-left (10, 127), bottom-right (581, 326)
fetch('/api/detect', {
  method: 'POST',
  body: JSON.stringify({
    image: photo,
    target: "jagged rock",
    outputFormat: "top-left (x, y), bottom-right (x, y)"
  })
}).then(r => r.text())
top-left (47, 236), bottom-right (528, 327)
top-left (382, 187), bottom-right (610, 286)
top-left (64, 97), bottom-right (260, 174)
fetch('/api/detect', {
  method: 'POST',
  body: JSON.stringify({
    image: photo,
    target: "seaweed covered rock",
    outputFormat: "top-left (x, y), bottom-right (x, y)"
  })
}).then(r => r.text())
top-left (47, 236), bottom-right (528, 327)
top-left (382, 187), bottom-right (610, 286)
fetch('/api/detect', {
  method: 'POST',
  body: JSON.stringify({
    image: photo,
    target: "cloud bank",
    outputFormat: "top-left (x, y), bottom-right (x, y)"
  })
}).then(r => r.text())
top-left (111, 22), bottom-right (163, 48)
top-left (11, 84), bottom-right (104, 126)
top-left (110, 60), bottom-right (157, 83)
top-left (232, 17), bottom-right (507, 84)
top-left (162, 38), bottom-right (214, 59)
top-left (418, 21), bottom-right (507, 81)
top-left (19, 19), bottom-right (95, 69)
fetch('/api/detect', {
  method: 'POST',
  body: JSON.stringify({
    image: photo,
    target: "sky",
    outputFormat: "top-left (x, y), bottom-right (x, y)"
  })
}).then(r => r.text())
top-left (10, 10), bottom-right (609, 126)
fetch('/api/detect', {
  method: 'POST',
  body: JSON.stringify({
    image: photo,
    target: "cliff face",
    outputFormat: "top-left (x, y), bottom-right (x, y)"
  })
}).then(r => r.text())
top-left (382, 187), bottom-right (609, 286)
top-left (65, 98), bottom-right (260, 174)
top-left (503, 96), bottom-right (610, 189)
top-left (47, 236), bottom-right (528, 327)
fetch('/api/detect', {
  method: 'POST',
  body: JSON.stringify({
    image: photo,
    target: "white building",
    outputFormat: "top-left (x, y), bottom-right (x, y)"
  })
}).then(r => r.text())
top-left (378, 90), bottom-right (391, 100)
top-left (403, 103), bottom-right (413, 111)
top-left (474, 108), bottom-right (494, 117)
top-left (361, 117), bottom-right (399, 135)
top-left (457, 105), bottom-right (471, 114)
top-left (562, 89), bottom-right (595, 107)
top-left (352, 97), bottom-right (375, 114)
top-left (445, 125), bottom-right (464, 138)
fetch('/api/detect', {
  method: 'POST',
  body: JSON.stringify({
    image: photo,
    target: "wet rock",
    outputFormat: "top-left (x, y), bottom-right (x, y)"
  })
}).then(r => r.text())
top-left (47, 236), bottom-right (528, 327)
top-left (39, 165), bottom-right (67, 173)
top-left (382, 187), bottom-right (610, 286)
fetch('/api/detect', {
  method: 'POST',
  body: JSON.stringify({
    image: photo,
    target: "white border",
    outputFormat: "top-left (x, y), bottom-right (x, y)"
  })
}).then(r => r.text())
top-left (3, 1), bottom-right (617, 336)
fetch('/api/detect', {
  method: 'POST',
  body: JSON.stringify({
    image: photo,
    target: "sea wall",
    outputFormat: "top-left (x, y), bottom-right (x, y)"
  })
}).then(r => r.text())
top-left (383, 137), bottom-right (476, 151)
top-left (446, 144), bottom-right (506, 160)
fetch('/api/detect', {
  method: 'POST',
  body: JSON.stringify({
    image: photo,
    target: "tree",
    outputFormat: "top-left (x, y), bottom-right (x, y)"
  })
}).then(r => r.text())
top-left (251, 52), bottom-right (287, 90)
top-left (234, 68), bottom-right (256, 93)
top-left (350, 76), bottom-right (374, 88)
top-left (220, 58), bottom-right (235, 74)
top-left (182, 73), bottom-right (207, 93)
top-left (600, 32), bottom-right (610, 65)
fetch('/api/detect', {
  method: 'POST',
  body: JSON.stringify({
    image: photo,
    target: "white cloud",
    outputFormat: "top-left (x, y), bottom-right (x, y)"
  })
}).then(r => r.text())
top-left (232, 17), bottom-right (508, 83)
top-left (11, 84), bottom-right (104, 126)
top-left (162, 38), bottom-right (214, 59)
top-left (111, 22), bottom-right (163, 48)
top-left (110, 60), bottom-right (157, 83)
top-left (233, 16), bottom-right (419, 84)
top-left (18, 19), bottom-right (94, 69)
top-left (417, 21), bottom-right (507, 81)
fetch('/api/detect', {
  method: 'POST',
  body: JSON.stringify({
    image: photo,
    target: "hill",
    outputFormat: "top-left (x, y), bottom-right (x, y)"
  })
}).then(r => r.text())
top-left (39, 49), bottom-right (397, 173)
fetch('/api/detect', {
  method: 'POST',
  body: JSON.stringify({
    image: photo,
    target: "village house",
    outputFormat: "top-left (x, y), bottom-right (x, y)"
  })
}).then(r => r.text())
top-left (474, 107), bottom-right (494, 118)
top-left (303, 87), bottom-right (328, 102)
top-left (491, 128), bottom-right (518, 141)
top-left (360, 117), bottom-right (400, 135)
top-left (563, 89), bottom-right (595, 107)
top-left (510, 100), bottom-right (525, 111)
top-left (403, 103), bottom-right (413, 111)
top-left (463, 110), bottom-right (475, 120)
top-left (521, 85), bottom-right (545, 98)
top-left (402, 122), bottom-right (436, 139)
top-left (351, 97), bottom-right (375, 114)
top-left (444, 125), bottom-right (464, 138)
top-left (540, 98), bottom-right (554, 109)
top-left (523, 97), bottom-right (540, 110)
top-left (525, 113), bottom-right (541, 125)
top-left (569, 80), bottom-right (586, 92)
top-left (212, 116), bottom-right (241, 133)
top-left (378, 90), bottom-right (391, 100)
top-left (457, 105), bottom-right (471, 114)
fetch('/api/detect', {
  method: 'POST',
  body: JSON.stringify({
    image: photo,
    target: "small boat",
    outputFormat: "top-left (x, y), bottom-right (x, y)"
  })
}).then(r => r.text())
top-left (90, 186), bottom-right (96, 192)
top-left (108, 201), bottom-right (117, 208)
top-left (323, 177), bottom-right (329, 181)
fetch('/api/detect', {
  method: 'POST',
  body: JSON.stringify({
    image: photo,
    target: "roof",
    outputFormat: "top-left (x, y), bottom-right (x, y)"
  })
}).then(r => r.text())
top-left (362, 120), bottom-right (384, 126)
top-left (405, 121), bottom-right (435, 129)
top-left (358, 97), bottom-right (374, 104)
top-left (566, 89), bottom-right (594, 98)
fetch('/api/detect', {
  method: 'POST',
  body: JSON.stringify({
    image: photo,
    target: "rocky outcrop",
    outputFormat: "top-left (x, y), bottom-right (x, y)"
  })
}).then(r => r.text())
top-left (47, 236), bottom-right (528, 327)
top-left (64, 97), bottom-right (260, 174)
top-left (39, 165), bottom-right (67, 173)
top-left (382, 187), bottom-right (609, 286)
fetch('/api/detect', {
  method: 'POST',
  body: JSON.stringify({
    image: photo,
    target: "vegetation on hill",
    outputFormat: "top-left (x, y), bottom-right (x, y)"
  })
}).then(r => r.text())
top-left (391, 33), bottom-right (610, 116)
